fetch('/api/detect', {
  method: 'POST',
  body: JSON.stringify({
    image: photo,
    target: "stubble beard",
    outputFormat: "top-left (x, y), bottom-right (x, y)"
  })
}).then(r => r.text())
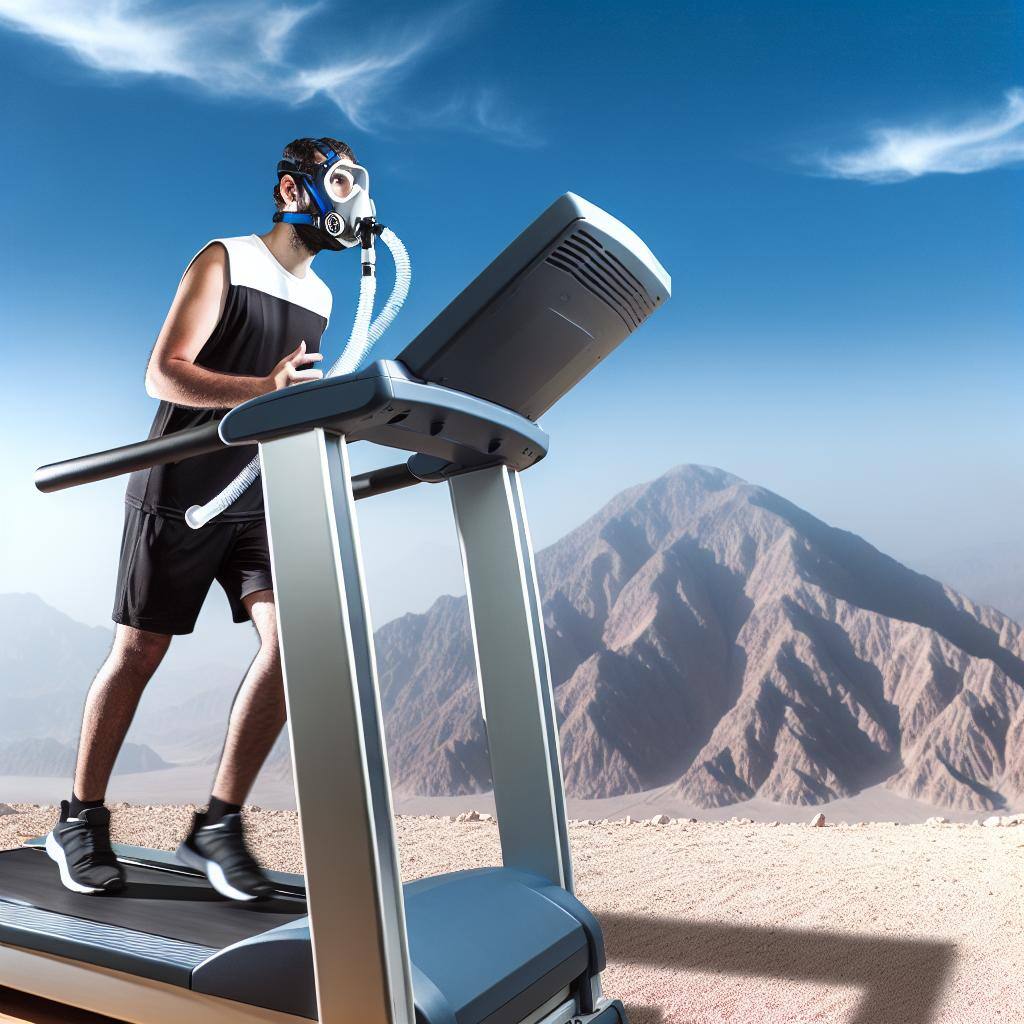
top-left (287, 224), bottom-right (319, 258)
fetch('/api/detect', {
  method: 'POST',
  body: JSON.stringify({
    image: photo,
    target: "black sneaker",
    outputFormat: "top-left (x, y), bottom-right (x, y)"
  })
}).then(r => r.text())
top-left (175, 812), bottom-right (273, 902)
top-left (45, 802), bottom-right (125, 895)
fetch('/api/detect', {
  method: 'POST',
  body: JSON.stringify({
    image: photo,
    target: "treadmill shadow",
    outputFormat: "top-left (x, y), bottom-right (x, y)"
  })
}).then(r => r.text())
top-left (619, 1006), bottom-right (665, 1024)
top-left (601, 914), bottom-right (956, 1024)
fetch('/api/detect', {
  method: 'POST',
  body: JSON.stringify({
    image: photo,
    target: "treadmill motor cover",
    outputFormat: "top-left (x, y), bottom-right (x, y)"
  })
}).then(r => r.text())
top-left (193, 866), bottom-right (599, 1023)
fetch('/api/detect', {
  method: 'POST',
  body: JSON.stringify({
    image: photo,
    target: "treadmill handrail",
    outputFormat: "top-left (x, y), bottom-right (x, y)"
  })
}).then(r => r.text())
top-left (34, 361), bottom-right (550, 495)
top-left (34, 421), bottom-right (224, 494)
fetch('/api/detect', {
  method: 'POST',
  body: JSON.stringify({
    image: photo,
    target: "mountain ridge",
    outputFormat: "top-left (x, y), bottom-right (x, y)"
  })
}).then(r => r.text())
top-left (375, 464), bottom-right (1023, 810)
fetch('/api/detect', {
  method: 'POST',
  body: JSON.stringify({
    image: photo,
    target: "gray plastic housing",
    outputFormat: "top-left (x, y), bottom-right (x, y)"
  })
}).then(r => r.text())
top-left (219, 359), bottom-right (549, 473)
top-left (398, 192), bottom-right (671, 421)
top-left (190, 866), bottom-right (600, 1024)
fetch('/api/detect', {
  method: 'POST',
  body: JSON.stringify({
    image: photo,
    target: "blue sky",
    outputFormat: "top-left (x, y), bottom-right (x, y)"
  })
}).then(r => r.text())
top-left (0, 0), bottom-right (1021, 634)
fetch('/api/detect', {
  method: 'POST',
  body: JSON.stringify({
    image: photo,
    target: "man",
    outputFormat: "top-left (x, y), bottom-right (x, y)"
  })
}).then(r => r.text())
top-left (45, 137), bottom-right (359, 901)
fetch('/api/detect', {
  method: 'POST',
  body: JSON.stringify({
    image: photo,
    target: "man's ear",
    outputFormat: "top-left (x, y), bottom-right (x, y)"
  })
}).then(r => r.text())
top-left (279, 173), bottom-right (302, 209)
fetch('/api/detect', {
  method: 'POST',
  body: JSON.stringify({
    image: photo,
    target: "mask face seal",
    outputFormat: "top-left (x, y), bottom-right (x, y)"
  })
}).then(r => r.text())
top-left (273, 141), bottom-right (375, 250)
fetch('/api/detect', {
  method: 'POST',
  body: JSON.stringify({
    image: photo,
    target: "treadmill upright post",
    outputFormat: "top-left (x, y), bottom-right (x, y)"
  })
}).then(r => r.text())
top-left (449, 466), bottom-right (573, 891)
top-left (259, 429), bottom-right (415, 1024)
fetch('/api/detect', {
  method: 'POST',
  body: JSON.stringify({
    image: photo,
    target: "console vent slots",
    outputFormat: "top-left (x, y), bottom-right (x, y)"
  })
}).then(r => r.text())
top-left (545, 228), bottom-right (655, 330)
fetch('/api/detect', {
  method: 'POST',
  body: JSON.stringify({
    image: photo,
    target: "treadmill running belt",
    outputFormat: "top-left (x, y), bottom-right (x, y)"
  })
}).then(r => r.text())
top-left (0, 848), bottom-right (305, 949)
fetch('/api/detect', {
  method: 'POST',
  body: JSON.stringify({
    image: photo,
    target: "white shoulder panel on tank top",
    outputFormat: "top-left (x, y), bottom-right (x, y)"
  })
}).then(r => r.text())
top-left (185, 234), bottom-right (333, 320)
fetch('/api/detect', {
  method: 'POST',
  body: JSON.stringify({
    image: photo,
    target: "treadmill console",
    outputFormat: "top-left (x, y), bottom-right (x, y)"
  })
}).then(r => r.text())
top-left (398, 192), bottom-right (672, 420)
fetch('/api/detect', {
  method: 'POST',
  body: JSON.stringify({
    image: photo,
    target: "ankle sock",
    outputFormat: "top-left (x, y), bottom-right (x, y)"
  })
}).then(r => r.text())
top-left (204, 796), bottom-right (242, 827)
top-left (69, 794), bottom-right (105, 819)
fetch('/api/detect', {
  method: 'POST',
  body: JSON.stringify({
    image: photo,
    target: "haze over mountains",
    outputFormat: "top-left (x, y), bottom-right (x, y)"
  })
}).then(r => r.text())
top-left (3, 466), bottom-right (1022, 812)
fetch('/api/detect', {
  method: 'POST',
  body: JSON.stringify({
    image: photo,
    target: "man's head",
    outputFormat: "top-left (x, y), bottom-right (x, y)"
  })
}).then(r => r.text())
top-left (274, 137), bottom-right (363, 255)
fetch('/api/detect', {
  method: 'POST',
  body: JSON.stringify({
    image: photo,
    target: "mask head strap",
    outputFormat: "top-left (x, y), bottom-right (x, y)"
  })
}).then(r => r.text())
top-left (275, 139), bottom-right (347, 220)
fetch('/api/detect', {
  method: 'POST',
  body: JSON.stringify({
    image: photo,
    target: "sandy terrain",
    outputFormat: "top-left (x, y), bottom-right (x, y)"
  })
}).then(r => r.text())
top-left (2, 804), bottom-right (1022, 1023)
top-left (4, 770), bottom-right (1017, 824)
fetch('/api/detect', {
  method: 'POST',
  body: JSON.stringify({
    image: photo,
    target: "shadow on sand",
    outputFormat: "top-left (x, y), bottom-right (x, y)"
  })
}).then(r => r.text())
top-left (602, 913), bottom-right (956, 1024)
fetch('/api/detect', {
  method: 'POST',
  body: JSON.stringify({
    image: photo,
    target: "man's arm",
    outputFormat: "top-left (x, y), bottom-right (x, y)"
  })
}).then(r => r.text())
top-left (144, 243), bottom-right (322, 408)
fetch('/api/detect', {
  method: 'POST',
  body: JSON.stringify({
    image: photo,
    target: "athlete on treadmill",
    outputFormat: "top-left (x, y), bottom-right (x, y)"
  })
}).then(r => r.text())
top-left (46, 137), bottom-right (359, 901)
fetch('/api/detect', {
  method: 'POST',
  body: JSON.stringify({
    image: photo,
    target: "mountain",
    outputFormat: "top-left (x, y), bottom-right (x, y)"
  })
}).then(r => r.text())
top-left (0, 594), bottom-right (114, 741)
top-left (0, 738), bottom-right (170, 777)
top-left (0, 593), bottom-right (255, 754)
top-left (374, 466), bottom-right (1024, 811)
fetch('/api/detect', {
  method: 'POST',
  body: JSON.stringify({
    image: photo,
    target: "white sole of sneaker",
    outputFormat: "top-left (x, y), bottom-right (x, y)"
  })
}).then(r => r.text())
top-left (44, 831), bottom-right (112, 895)
top-left (175, 842), bottom-right (260, 902)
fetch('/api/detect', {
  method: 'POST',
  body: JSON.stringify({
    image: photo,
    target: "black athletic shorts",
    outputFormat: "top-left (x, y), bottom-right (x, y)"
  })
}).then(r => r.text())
top-left (112, 505), bottom-right (274, 635)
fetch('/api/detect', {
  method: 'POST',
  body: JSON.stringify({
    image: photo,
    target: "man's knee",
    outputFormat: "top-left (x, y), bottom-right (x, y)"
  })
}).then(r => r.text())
top-left (245, 590), bottom-right (279, 651)
top-left (112, 625), bottom-right (171, 673)
top-left (258, 633), bottom-right (282, 670)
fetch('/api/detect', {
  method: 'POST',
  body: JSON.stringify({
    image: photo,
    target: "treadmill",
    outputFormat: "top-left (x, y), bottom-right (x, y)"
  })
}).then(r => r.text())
top-left (2, 194), bottom-right (671, 1024)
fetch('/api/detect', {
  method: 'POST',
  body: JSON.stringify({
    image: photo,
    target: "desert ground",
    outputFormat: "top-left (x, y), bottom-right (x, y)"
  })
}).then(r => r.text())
top-left (1, 803), bottom-right (1022, 1024)
top-left (4, 768), bottom-right (1019, 824)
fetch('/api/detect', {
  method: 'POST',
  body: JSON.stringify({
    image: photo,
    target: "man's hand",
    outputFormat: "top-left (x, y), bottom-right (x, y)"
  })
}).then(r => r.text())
top-left (267, 340), bottom-right (324, 391)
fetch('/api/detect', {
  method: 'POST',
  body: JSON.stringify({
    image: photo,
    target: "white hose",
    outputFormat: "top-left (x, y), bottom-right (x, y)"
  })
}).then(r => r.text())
top-left (184, 228), bottom-right (411, 530)
top-left (349, 228), bottom-right (411, 370)
top-left (330, 270), bottom-right (376, 377)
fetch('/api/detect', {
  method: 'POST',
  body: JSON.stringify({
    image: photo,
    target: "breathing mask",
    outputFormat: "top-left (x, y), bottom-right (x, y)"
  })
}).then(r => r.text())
top-left (273, 140), bottom-right (375, 251)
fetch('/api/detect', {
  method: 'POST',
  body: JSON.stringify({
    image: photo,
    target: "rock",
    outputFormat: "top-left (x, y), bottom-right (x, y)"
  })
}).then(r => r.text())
top-left (926, 817), bottom-right (949, 825)
top-left (810, 813), bottom-right (826, 828)
top-left (999, 815), bottom-right (1019, 827)
top-left (479, 813), bottom-right (493, 822)
top-left (982, 816), bottom-right (1002, 827)
top-left (0, 804), bottom-right (16, 816)
top-left (465, 810), bottom-right (481, 821)
top-left (651, 814), bottom-right (671, 825)
top-left (769, 820), bottom-right (780, 827)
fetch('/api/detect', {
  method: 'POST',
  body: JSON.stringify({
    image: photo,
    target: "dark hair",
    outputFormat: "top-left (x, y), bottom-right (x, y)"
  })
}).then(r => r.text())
top-left (273, 136), bottom-right (357, 210)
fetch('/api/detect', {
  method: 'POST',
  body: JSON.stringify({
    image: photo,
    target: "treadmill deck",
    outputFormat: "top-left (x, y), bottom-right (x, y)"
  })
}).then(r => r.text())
top-left (0, 848), bottom-right (306, 987)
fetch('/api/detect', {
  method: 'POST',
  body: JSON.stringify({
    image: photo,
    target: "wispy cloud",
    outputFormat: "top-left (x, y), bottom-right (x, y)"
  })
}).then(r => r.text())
top-left (815, 89), bottom-right (1024, 183)
top-left (0, 0), bottom-right (537, 144)
top-left (420, 88), bottom-right (542, 149)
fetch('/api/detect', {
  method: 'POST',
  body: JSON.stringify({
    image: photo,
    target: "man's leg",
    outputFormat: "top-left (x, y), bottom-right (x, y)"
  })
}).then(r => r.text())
top-left (176, 588), bottom-right (283, 901)
top-left (210, 589), bottom-right (285, 806)
top-left (73, 625), bottom-right (172, 804)
top-left (48, 625), bottom-right (171, 894)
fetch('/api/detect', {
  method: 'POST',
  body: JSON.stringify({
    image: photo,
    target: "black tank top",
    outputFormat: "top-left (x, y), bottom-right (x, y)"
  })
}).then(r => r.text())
top-left (125, 235), bottom-right (332, 521)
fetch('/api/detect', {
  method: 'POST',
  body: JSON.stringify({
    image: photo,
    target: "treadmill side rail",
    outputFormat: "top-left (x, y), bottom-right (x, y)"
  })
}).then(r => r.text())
top-left (260, 429), bottom-right (415, 1024)
top-left (449, 467), bottom-right (572, 890)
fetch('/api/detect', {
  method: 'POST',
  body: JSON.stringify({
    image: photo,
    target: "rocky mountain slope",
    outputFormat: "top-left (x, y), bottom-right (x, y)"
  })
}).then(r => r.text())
top-left (375, 466), bottom-right (1024, 811)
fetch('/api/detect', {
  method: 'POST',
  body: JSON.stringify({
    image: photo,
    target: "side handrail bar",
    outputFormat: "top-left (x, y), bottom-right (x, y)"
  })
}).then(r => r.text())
top-left (34, 422), bottom-right (422, 503)
top-left (35, 422), bottom-right (224, 494)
